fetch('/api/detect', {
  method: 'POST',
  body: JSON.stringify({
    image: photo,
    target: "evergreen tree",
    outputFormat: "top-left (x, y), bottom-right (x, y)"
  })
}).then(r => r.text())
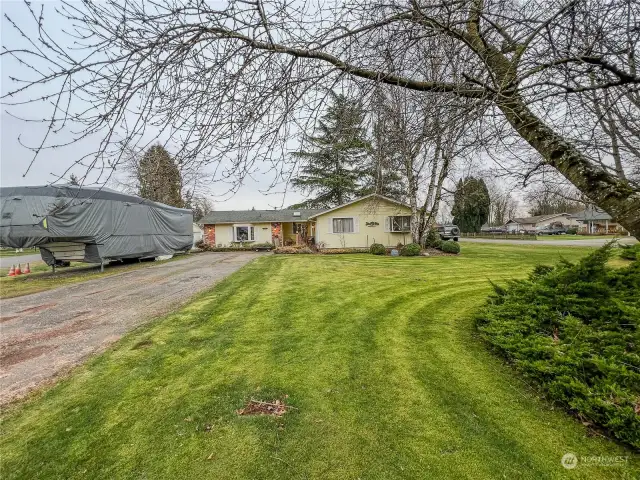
top-left (291, 93), bottom-right (370, 208)
top-left (137, 144), bottom-right (184, 207)
top-left (452, 177), bottom-right (490, 233)
top-left (358, 117), bottom-right (406, 202)
top-left (69, 173), bottom-right (80, 186)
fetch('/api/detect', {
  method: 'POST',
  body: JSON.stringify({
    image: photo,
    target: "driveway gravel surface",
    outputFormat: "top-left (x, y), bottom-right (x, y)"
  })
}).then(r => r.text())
top-left (0, 252), bottom-right (262, 404)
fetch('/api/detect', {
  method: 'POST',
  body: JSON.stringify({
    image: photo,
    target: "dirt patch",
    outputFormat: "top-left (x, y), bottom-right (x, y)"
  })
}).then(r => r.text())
top-left (236, 398), bottom-right (290, 416)
top-left (0, 345), bottom-right (57, 368)
top-left (18, 303), bottom-right (57, 314)
top-left (3, 317), bottom-right (96, 349)
top-left (0, 316), bottom-right (20, 323)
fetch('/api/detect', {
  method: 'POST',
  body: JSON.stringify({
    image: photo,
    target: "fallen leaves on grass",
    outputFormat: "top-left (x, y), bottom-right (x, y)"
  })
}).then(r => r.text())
top-left (236, 398), bottom-right (290, 416)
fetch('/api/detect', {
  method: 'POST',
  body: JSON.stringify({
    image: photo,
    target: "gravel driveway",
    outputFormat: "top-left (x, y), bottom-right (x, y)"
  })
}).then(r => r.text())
top-left (0, 252), bottom-right (262, 404)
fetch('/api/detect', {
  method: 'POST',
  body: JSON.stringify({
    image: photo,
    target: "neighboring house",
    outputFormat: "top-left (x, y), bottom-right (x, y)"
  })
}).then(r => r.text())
top-left (199, 194), bottom-right (413, 248)
top-left (570, 207), bottom-right (625, 234)
top-left (505, 213), bottom-right (578, 233)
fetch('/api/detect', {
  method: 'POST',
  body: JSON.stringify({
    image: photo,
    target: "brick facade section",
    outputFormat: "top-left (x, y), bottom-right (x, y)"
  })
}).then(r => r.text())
top-left (271, 223), bottom-right (281, 246)
top-left (203, 225), bottom-right (216, 245)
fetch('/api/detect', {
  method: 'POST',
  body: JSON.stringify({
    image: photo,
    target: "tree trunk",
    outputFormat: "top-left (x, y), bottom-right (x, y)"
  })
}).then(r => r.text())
top-left (498, 96), bottom-right (640, 238)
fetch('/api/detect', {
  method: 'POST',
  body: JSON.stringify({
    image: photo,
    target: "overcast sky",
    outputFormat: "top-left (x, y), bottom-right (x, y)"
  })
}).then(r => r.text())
top-left (0, 1), bottom-right (307, 210)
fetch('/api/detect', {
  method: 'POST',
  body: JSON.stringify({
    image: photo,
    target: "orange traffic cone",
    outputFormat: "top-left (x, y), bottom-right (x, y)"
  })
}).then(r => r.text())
top-left (23, 262), bottom-right (31, 274)
top-left (7, 264), bottom-right (15, 277)
top-left (15, 264), bottom-right (22, 275)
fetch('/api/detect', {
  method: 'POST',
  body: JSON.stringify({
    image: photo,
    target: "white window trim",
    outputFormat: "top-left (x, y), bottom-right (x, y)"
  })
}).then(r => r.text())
top-left (331, 216), bottom-right (356, 234)
top-left (389, 215), bottom-right (411, 233)
top-left (233, 224), bottom-right (255, 242)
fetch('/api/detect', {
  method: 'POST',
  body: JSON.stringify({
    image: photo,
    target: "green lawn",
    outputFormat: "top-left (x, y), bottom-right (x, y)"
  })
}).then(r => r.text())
top-left (1, 244), bottom-right (637, 479)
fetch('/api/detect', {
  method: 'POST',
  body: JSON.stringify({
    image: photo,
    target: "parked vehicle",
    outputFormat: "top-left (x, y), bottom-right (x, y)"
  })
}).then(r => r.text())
top-left (437, 224), bottom-right (460, 241)
top-left (536, 226), bottom-right (567, 235)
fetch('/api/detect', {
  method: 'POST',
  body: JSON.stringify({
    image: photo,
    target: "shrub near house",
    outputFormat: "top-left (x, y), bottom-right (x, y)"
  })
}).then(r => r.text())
top-left (370, 243), bottom-right (386, 255)
top-left (440, 241), bottom-right (460, 254)
top-left (476, 245), bottom-right (640, 448)
top-left (400, 243), bottom-right (421, 256)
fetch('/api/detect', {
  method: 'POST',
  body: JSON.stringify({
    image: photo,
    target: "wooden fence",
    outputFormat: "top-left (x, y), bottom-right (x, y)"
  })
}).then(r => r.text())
top-left (461, 233), bottom-right (538, 240)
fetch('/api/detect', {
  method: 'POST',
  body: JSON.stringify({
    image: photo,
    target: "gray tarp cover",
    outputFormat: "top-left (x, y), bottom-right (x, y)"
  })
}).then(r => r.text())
top-left (0, 185), bottom-right (193, 264)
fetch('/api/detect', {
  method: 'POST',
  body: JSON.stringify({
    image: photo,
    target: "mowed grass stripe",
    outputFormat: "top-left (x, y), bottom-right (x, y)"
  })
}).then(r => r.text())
top-left (1, 244), bottom-right (637, 479)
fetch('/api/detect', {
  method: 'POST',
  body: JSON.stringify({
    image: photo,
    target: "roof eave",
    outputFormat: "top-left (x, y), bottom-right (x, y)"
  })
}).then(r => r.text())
top-left (308, 194), bottom-right (411, 219)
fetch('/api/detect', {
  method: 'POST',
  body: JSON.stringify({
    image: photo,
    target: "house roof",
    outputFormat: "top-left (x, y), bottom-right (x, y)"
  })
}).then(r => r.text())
top-left (308, 194), bottom-right (411, 219)
top-left (506, 213), bottom-right (570, 225)
top-left (199, 208), bottom-right (320, 224)
top-left (570, 207), bottom-right (612, 221)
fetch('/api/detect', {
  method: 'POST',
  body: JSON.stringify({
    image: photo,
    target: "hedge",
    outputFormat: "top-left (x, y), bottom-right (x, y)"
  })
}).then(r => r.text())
top-left (274, 246), bottom-right (313, 254)
top-left (620, 243), bottom-right (640, 261)
top-left (475, 245), bottom-right (640, 448)
top-left (440, 241), bottom-right (460, 254)
top-left (400, 243), bottom-right (421, 256)
top-left (370, 243), bottom-right (386, 255)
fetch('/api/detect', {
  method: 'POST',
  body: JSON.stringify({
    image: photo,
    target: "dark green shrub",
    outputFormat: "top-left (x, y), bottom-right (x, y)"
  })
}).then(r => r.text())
top-left (423, 228), bottom-right (440, 248)
top-left (400, 243), bottom-right (421, 256)
top-left (566, 227), bottom-right (578, 235)
top-left (620, 243), bottom-right (640, 261)
top-left (476, 245), bottom-right (640, 448)
top-left (440, 241), bottom-right (460, 254)
top-left (370, 243), bottom-right (386, 255)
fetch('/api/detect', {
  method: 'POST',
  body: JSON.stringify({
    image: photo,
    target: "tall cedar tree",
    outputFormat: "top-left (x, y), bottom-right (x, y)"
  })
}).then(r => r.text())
top-left (291, 94), bottom-right (370, 208)
top-left (138, 144), bottom-right (184, 207)
top-left (452, 177), bottom-right (491, 233)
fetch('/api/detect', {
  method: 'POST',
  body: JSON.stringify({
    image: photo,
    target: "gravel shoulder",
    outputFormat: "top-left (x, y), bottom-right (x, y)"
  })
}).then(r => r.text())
top-left (0, 252), bottom-right (262, 404)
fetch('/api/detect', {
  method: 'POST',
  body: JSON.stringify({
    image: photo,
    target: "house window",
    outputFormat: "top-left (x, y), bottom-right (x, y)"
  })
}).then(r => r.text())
top-left (235, 225), bottom-right (254, 241)
top-left (292, 223), bottom-right (306, 234)
top-left (332, 217), bottom-right (354, 233)
top-left (390, 216), bottom-right (411, 232)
